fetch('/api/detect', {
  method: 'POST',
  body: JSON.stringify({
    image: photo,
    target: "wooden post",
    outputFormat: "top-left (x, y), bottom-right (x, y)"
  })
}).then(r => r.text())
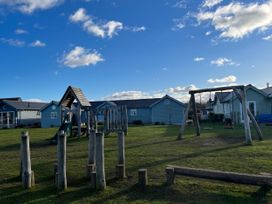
top-left (138, 169), bottom-right (148, 187)
top-left (247, 108), bottom-right (263, 141)
top-left (178, 96), bottom-right (192, 140)
top-left (165, 167), bottom-right (175, 185)
top-left (77, 107), bottom-right (81, 137)
top-left (88, 129), bottom-right (96, 165)
top-left (87, 110), bottom-right (90, 137)
top-left (95, 132), bottom-right (106, 190)
top-left (191, 94), bottom-right (200, 136)
top-left (234, 88), bottom-right (263, 142)
top-left (87, 129), bottom-right (96, 177)
top-left (54, 163), bottom-right (58, 185)
top-left (107, 109), bottom-right (110, 132)
top-left (57, 131), bottom-right (67, 190)
top-left (117, 131), bottom-right (125, 164)
top-left (168, 165), bottom-right (272, 186)
top-left (124, 106), bottom-right (128, 135)
top-left (240, 88), bottom-right (252, 144)
top-left (90, 171), bottom-right (96, 189)
top-left (103, 109), bottom-right (107, 134)
top-left (21, 131), bottom-right (34, 189)
top-left (116, 131), bottom-right (126, 179)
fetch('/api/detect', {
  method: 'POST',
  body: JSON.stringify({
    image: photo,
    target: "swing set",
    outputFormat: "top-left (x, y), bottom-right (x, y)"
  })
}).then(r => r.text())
top-left (178, 85), bottom-right (263, 145)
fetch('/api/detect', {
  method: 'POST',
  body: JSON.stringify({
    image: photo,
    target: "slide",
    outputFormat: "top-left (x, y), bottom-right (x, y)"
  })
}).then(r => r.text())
top-left (50, 121), bottom-right (72, 144)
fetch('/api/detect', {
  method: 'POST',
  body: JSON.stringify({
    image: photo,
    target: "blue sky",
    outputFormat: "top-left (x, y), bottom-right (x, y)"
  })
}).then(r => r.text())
top-left (1, 0), bottom-right (272, 102)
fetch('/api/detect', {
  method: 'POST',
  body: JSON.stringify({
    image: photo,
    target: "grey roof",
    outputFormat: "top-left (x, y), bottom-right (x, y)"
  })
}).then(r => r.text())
top-left (262, 87), bottom-right (272, 97)
top-left (40, 101), bottom-right (59, 111)
top-left (90, 95), bottom-right (185, 109)
top-left (0, 97), bottom-right (22, 101)
top-left (59, 86), bottom-right (91, 108)
top-left (90, 98), bottom-right (160, 109)
top-left (3, 100), bottom-right (48, 110)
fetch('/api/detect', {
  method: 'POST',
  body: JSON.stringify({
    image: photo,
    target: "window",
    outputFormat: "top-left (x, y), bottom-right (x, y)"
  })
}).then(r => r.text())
top-left (240, 101), bottom-right (256, 121)
top-left (130, 109), bottom-right (137, 116)
top-left (164, 99), bottom-right (170, 105)
top-left (248, 101), bottom-right (256, 116)
top-left (51, 112), bottom-right (57, 119)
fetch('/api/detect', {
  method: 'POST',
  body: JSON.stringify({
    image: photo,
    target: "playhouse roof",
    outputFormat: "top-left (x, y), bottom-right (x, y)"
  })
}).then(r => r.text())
top-left (59, 86), bottom-right (91, 108)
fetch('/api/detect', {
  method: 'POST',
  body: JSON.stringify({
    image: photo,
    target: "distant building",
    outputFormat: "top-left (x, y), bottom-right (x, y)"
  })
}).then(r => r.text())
top-left (210, 84), bottom-right (272, 124)
top-left (39, 95), bottom-right (185, 128)
top-left (40, 101), bottom-right (62, 128)
top-left (91, 95), bottom-right (185, 125)
top-left (0, 98), bottom-right (48, 128)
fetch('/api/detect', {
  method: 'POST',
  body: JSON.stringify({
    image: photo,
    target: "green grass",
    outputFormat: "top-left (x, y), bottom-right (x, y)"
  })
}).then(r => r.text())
top-left (1, 124), bottom-right (272, 203)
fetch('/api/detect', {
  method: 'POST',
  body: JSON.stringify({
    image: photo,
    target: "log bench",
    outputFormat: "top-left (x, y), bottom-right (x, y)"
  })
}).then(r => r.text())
top-left (166, 165), bottom-right (272, 187)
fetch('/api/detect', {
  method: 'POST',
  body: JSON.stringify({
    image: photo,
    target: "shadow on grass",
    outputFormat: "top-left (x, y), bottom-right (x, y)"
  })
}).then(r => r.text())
top-left (0, 140), bottom-right (53, 153)
top-left (0, 183), bottom-right (56, 204)
top-left (92, 183), bottom-right (269, 204)
top-left (127, 143), bottom-right (245, 172)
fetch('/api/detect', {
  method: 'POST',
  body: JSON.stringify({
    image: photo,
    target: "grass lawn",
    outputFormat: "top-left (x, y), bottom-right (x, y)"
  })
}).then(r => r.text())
top-left (1, 123), bottom-right (272, 203)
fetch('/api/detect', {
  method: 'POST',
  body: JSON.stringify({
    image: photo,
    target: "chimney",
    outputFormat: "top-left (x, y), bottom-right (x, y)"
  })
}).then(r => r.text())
top-left (267, 83), bottom-right (270, 88)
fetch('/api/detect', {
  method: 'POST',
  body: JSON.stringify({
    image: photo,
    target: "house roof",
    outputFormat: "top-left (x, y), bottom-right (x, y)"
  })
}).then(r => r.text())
top-left (2, 100), bottom-right (48, 111)
top-left (90, 98), bottom-right (160, 109)
top-left (90, 95), bottom-right (185, 109)
top-left (150, 95), bottom-right (186, 107)
top-left (114, 98), bottom-right (160, 108)
top-left (213, 84), bottom-right (270, 104)
top-left (262, 87), bottom-right (272, 97)
top-left (0, 97), bottom-right (22, 101)
top-left (95, 101), bottom-right (117, 110)
top-left (59, 86), bottom-right (91, 108)
top-left (40, 101), bottom-right (59, 111)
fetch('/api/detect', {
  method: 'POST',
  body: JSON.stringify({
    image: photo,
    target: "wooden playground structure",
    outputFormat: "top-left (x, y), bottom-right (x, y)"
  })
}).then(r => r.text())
top-left (50, 86), bottom-right (128, 143)
top-left (20, 86), bottom-right (129, 190)
top-left (178, 85), bottom-right (264, 144)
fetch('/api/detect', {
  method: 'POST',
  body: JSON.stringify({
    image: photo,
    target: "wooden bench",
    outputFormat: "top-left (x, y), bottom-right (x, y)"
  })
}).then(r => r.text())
top-left (166, 165), bottom-right (272, 187)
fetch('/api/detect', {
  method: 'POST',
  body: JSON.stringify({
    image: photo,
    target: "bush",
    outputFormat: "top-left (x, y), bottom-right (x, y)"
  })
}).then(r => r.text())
top-left (133, 120), bottom-right (143, 125)
top-left (209, 113), bottom-right (224, 122)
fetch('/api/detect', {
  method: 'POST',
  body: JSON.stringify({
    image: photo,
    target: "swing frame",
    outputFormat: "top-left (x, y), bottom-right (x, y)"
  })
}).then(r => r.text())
top-left (177, 85), bottom-right (263, 145)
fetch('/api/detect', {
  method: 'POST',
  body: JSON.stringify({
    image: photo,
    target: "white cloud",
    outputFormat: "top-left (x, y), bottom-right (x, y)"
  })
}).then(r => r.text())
top-left (15, 28), bottom-right (28, 34)
top-left (62, 46), bottom-right (104, 68)
top-left (29, 40), bottom-right (46, 47)
top-left (194, 57), bottom-right (205, 62)
top-left (103, 84), bottom-right (198, 102)
top-left (202, 0), bottom-right (222, 8)
top-left (104, 91), bottom-right (151, 100)
top-left (207, 75), bottom-right (237, 83)
top-left (83, 20), bottom-right (105, 38)
top-left (173, 0), bottom-right (187, 9)
top-left (25, 98), bottom-right (45, 102)
top-left (130, 26), bottom-right (146, 32)
top-left (205, 31), bottom-right (211, 36)
top-left (167, 84), bottom-right (197, 94)
top-left (0, 37), bottom-right (25, 46)
top-left (69, 7), bottom-right (89, 22)
top-left (172, 18), bottom-right (185, 30)
top-left (197, 1), bottom-right (272, 39)
top-left (0, 0), bottom-right (63, 14)
top-left (70, 8), bottom-right (123, 38)
top-left (103, 21), bottom-right (123, 38)
top-left (263, 34), bottom-right (272, 40)
top-left (211, 57), bottom-right (239, 67)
